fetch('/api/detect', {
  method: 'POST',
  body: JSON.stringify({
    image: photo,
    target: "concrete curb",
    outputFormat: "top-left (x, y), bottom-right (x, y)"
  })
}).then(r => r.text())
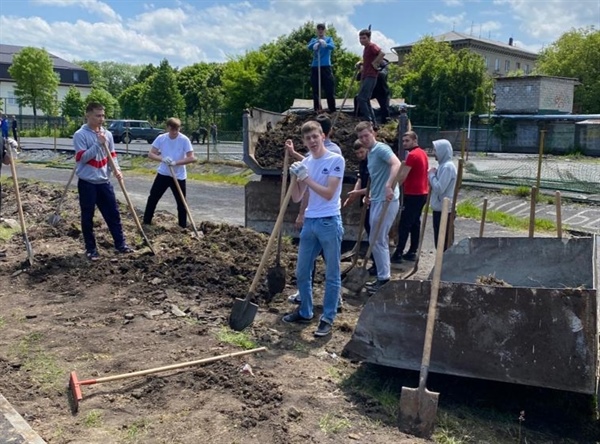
top-left (0, 394), bottom-right (46, 444)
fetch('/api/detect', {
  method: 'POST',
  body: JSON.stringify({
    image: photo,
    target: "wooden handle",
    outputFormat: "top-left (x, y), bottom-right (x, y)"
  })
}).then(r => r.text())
top-left (350, 180), bottom-right (371, 267)
top-left (168, 165), bottom-right (201, 239)
top-left (85, 347), bottom-right (267, 385)
top-left (418, 197), bottom-right (449, 391)
top-left (56, 164), bottom-right (77, 213)
top-left (332, 69), bottom-right (358, 128)
top-left (479, 198), bottom-right (488, 238)
top-left (248, 176), bottom-right (297, 297)
top-left (8, 152), bottom-right (34, 265)
top-left (529, 186), bottom-right (537, 238)
top-left (555, 191), bottom-right (562, 239)
top-left (413, 190), bottom-right (431, 263)
top-left (275, 150), bottom-right (290, 261)
top-left (102, 142), bottom-right (155, 254)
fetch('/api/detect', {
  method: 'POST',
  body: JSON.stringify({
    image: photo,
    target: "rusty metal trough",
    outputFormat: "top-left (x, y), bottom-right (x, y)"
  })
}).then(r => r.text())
top-left (344, 236), bottom-right (599, 394)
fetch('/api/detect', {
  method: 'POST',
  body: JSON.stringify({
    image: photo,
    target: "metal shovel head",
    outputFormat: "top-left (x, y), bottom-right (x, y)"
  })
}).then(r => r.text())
top-left (228, 296), bottom-right (259, 331)
top-left (266, 264), bottom-right (286, 297)
top-left (398, 386), bottom-right (439, 439)
top-left (47, 213), bottom-right (61, 226)
top-left (342, 266), bottom-right (369, 293)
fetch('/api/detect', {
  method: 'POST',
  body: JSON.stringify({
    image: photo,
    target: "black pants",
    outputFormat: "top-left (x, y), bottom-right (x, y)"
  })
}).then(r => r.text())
top-left (396, 194), bottom-right (428, 255)
top-left (143, 173), bottom-right (187, 228)
top-left (371, 73), bottom-right (390, 122)
top-left (311, 66), bottom-right (336, 113)
top-left (433, 211), bottom-right (452, 251)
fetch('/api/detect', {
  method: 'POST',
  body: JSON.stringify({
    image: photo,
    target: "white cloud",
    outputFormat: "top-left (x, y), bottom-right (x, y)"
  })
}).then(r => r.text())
top-left (33, 0), bottom-right (121, 22)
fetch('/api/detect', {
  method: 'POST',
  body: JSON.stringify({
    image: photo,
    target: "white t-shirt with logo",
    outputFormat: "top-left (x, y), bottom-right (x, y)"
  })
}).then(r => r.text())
top-left (153, 132), bottom-right (194, 180)
top-left (302, 150), bottom-right (345, 218)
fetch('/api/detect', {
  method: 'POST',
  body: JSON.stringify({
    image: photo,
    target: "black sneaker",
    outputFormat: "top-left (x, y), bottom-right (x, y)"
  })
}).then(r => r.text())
top-left (367, 279), bottom-right (390, 295)
top-left (116, 245), bottom-right (135, 254)
top-left (314, 320), bottom-right (332, 337)
top-left (282, 310), bottom-right (312, 324)
top-left (403, 252), bottom-right (417, 261)
top-left (390, 252), bottom-right (403, 264)
top-left (367, 265), bottom-right (378, 276)
top-left (86, 250), bottom-right (99, 261)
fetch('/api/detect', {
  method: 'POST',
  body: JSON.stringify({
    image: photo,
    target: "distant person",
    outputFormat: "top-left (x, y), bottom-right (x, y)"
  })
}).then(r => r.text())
top-left (397, 104), bottom-right (412, 158)
top-left (429, 139), bottom-right (457, 250)
top-left (356, 28), bottom-right (385, 125)
top-left (73, 102), bottom-right (133, 261)
top-left (210, 123), bottom-right (217, 144)
top-left (391, 131), bottom-right (429, 263)
top-left (0, 114), bottom-right (8, 139)
top-left (191, 126), bottom-right (208, 144)
top-left (307, 23), bottom-right (336, 114)
top-left (356, 121), bottom-right (400, 293)
top-left (11, 116), bottom-right (18, 142)
top-left (143, 117), bottom-right (196, 228)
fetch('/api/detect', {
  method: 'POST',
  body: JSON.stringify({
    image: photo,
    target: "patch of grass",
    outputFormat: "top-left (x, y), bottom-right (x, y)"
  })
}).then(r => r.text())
top-left (502, 186), bottom-right (531, 198)
top-left (10, 332), bottom-right (64, 390)
top-left (215, 326), bottom-right (258, 350)
top-left (0, 225), bottom-right (20, 241)
top-left (318, 412), bottom-right (351, 434)
top-left (340, 366), bottom-right (400, 419)
top-left (187, 171), bottom-right (251, 186)
top-left (433, 412), bottom-right (474, 444)
top-left (456, 200), bottom-right (556, 232)
top-left (83, 410), bottom-right (103, 428)
top-left (326, 366), bottom-right (344, 383)
top-left (123, 418), bottom-right (150, 442)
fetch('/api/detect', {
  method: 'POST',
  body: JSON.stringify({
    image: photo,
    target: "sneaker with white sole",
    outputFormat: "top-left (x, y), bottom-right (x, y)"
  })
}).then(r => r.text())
top-left (287, 290), bottom-right (301, 304)
top-left (282, 310), bottom-right (312, 324)
top-left (314, 320), bottom-right (332, 337)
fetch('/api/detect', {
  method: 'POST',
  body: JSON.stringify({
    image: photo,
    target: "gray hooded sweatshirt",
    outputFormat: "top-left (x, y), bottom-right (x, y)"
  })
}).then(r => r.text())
top-left (73, 124), bottom-right (120, 184)
top-left (429, 139), bottom-right (457, 212)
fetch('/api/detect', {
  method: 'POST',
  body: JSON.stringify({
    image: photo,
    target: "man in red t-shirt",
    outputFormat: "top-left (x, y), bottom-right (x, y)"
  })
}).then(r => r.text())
top-left (356, 28), bottom-right (385, 125)
top-left (391, 131), bottom-right (429, 263)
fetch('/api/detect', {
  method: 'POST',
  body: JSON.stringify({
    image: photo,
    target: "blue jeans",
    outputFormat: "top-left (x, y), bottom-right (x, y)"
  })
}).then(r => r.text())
top-left (296, 215), bottom-right (343, 325)
top-left (357, 76), bottom-right (377, 123)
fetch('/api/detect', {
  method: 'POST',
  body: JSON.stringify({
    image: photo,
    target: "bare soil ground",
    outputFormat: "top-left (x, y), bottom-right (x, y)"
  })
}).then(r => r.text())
top-left (0, 179), bottom-right (598, 444)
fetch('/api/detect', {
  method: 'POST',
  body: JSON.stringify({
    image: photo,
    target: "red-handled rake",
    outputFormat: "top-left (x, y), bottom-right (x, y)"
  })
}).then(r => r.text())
top-left (68, 347), bottom-right (266, 414)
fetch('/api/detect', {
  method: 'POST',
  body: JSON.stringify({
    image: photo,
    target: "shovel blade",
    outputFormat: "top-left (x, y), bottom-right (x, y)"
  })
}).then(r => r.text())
top-left (398, 386), bottom-right (439, 439)
top-left (342, 267), bottom-right (369, 293)
top-left (228, 297), bottom-right (259, 331)
top-left (266, 265), bottom-right (286, 297)
top-left (47, 213), bottom-right (61, 226)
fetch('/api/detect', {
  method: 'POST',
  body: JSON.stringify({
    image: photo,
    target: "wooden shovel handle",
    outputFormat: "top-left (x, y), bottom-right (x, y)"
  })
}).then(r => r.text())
top-left (248, 176), bottom-right (297, 297)
top-left (168, 165), bottom-right (201, 239)
top-left (350, 179), bottom-right (370, 267)
top-left (418, 197), bottom-right (449, 391)
top-left (56, 164), bottom-right (77, 213)
top-left (275, 149), bottom-right (290, 261)
top-left (8, 151), bottom-right (34, 265)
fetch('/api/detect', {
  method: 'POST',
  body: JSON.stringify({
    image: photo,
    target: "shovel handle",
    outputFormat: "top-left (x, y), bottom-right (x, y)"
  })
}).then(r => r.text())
top-left (248, 176), bottom-right (297, 298)
top-left (275, 150), bottom-right (290, 261)
top-left (332, 67), bottom-right (359, 129)
top-left (168, 165), bottom-right (202, 239)
top-left (55, 164), bottom-right (77, 213)
top-left (80, 347), bottom-right (267, 385)
top-left (350, 180), bottom-right (370, 267)
top-left (8, 151), bottom-right (34, 265)
top-left (101, 142), bottom-right (155, 255)
top-left (418, 198), bottom-right (449, 391)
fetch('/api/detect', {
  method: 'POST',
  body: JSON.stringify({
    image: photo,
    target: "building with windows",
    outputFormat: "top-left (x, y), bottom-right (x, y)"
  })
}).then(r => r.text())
top-left (391, 31), bottom-right (538, 77)
top-left (0, 44), bottom-right (91, 117)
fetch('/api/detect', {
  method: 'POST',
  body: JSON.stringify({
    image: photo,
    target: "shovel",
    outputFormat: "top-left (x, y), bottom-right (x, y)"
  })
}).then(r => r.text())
top-left (48, 164), bottom-right (77, 226)
top-left (402, 190), bottom-right (430, 279)
top-left (7, 149), bottom-right (34, 266)
top-left (229, 175), bottom-right (297, 331)
top-left (101, 142), bottom-right (155, 255)
top-left (343, 178), bottom-right (397, 293)
top-left (331, 67), bottom-right (359, 128)
top-left (266, 149), bottom-right (289, 297)
top-left (340, 180), bottom-right (370, 277)
top-left (398, 197), bottom-right (449, 439)
top-left (167, 165), bottom-right (203, 239)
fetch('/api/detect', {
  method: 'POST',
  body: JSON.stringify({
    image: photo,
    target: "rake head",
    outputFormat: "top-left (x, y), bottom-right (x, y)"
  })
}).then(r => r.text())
top-left (67, 371), bottom-right (83, 414)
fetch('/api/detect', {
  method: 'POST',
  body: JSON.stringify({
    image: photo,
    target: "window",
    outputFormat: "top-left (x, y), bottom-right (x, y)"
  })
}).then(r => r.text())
top-left (484, 56), bottom-right (489, 68)
top-left (494, 58), bottom-right (500, 71)
top-left (505, 60), bottom-right (510, 72)
top-left (516, 62), bottom-right (521, 70)
top-left (7, 92), bottom-right (17, 105)
top-left (525, 64), bottom-right (530, 74)
top-left (73, 71), bottom-right (80, 82)
top-left (140, 122), bottom-right (150, 129)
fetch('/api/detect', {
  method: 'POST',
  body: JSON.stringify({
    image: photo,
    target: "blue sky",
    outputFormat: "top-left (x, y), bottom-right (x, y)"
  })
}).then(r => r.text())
top-left (0, 0), bottom-right (598, 67)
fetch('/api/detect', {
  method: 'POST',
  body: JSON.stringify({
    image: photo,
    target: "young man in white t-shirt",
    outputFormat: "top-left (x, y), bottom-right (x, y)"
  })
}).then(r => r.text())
top-left (283, 121), bottom-right (345, 337)
top-left (143, 117), bottom-right (196, 228)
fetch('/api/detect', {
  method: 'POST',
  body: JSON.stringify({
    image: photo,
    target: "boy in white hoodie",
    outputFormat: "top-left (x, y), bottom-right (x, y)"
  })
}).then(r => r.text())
top-left (428, 139), bottom-right (457, 250)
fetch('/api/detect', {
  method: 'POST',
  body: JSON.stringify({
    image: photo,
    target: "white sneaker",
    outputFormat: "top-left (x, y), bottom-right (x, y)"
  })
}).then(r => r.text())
top-left (287, 290), bottom-right (300, 304)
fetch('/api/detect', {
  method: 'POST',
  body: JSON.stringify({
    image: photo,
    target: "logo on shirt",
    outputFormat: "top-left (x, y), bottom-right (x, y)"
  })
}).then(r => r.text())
top-left (334, 166), bottom-right (341, 173)
top-left (322, 167), bottom-right (329, 175)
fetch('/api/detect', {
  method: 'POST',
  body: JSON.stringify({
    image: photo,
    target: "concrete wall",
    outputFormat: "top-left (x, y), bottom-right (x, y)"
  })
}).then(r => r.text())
top-left (495, 77), bottom-right (576, 114)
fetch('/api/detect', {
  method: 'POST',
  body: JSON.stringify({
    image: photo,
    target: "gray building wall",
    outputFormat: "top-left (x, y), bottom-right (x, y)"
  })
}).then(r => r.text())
top-left (494, 76), bottom-right (577, 114)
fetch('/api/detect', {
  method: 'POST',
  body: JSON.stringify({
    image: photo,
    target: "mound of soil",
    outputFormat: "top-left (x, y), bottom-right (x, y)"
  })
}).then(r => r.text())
top-left (254, 112), bottom-right (398, 172)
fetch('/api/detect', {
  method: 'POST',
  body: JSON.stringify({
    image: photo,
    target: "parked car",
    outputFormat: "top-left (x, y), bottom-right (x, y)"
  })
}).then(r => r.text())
top-left (108, 120), bottom-right (165, 144)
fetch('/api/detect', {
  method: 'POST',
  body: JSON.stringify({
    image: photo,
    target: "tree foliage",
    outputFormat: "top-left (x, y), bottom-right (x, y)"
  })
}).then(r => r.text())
top-left (85, 87), bottom-right (119, 118)
top-left (8, 47), bottom-right (59, 123)
top-left (77, 61), bottom-right (143, 98)
top-left (118, 83), bottom-right (147, 119)
top-left (143, 59), bottom-right (184, 122)
top-left (536, 27), bottom-right (600, 113)
top-left (60, 86), bottom-right (85, 119)
top-left (177, 62), bottom-right (223, 127)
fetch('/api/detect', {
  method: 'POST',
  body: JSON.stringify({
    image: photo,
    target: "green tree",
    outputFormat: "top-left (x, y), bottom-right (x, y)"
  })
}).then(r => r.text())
top-left (177, 62), bottom-right (223, 126)
top-left (143, 59), bottom-right (184, 122)
top-left (76, 61), bottom-right (143, 97)
top-left (399, 36), bottom-right (488, 128)
top-left (118, 83), bottom-right (147, 119)
top-left (60, 86), bottom-right (85, 119)
top-left (8, 47), bottom-right (60, 125)
top-left (536, 27), bottom-right (600, 113)
top-left (85, 87), bottom-right (120, 118)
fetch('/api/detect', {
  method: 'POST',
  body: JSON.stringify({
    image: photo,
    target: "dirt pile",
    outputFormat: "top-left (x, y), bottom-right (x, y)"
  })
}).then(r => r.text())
top-left (254, 111), bottom-right (398, 173)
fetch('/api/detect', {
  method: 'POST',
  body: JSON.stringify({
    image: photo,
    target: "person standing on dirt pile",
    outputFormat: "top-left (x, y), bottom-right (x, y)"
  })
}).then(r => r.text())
top-left (73, 102), bottom-right (134, 261)
top-left (356, 28), bottom-right (385, 125)
top-left (308, 23), bottom-right (336, 114)
top-left (390, 131), bottom-right (429, 264)
top-left (286, 114), bottom-right (343, 304)
top-left (143, 117), bottom-right (196, 229)
top-left (343, 139), bottom-right (377, 276)
top-left (356, 121), bottom-right (400, 293)
top-left (371, 59), bottom-right (391, 123)
top-left (282, 120), bottom-right (345, 338)
top-left (429, 139), bottom-right (457, 250)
